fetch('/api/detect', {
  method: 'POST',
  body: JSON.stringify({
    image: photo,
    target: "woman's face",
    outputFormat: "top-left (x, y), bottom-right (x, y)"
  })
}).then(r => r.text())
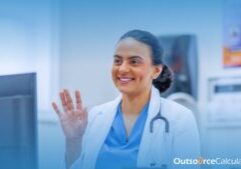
top-left (112, 38), bottom-right (162, 96)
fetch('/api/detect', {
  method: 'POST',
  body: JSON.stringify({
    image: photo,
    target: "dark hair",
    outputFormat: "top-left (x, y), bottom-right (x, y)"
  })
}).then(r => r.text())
top-left (119, 29), bottom-right (173, 93)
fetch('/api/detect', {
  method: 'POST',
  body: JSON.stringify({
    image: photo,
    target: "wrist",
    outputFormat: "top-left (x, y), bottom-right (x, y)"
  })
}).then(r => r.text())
top-left (66, 137), bottom-right (82, 147)
top-left (65, 138), bottom-right (82, 169)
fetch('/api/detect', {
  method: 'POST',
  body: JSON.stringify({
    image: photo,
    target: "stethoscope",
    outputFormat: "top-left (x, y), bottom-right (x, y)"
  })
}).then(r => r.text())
top-left (148, 107), bottom-right (170, 169)
top-left (149, 107), bottom-right (170, 133)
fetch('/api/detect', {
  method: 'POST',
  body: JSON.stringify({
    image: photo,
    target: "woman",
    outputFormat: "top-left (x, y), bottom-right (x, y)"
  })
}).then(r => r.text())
top-left (52, 30), bottom-right (200, 169)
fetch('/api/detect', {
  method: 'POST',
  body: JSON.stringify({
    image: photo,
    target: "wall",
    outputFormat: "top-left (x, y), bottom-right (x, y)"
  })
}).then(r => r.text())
top-left (0, 0), bottom-right (60, 112)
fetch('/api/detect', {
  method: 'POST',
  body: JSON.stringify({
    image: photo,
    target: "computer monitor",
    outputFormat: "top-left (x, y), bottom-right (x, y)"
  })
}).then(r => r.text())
top-left (0, 73), bottom-right (37, 169)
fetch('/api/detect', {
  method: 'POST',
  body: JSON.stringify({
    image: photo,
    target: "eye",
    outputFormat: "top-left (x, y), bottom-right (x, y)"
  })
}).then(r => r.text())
top-left (130, 58), bottom-right (140, 65)
top-left (114, 58), bottom-right (122, 65)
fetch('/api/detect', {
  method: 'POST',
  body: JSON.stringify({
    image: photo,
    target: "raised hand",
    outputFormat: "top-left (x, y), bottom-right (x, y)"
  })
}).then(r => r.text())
top-left (52, 89), bottom-right (88, 141)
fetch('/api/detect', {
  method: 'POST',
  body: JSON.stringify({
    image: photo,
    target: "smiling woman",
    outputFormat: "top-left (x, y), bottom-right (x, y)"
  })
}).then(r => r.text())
top-left (52, 30), bottom-right (200, 169)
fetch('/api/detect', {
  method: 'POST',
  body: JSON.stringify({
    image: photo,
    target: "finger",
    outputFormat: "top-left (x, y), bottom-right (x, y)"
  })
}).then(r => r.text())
top-left (83, 107), bottom-right (88, 122)
top-left (75, 90), bottom-right (82, 110)
top-left (79, 107), bottom-right (87, 121)
top-left (52, 102), bottom-right (61, 117)
top-left (64, 89), bottom-right (74, 110)
top-left (82, 107), bottom-right (88, 126)
top-left (60, 92), bottom-right (68, 112)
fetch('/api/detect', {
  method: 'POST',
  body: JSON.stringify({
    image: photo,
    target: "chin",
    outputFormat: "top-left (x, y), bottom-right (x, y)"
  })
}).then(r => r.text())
top-left (117, 86), bottom-right (131, 92)
top-left (117, 86), bottom-right (138, 96)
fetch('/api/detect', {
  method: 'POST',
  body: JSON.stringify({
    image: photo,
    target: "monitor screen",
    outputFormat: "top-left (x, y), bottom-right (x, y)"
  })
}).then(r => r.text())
top-left (0, 73), bottom-right (37, 169)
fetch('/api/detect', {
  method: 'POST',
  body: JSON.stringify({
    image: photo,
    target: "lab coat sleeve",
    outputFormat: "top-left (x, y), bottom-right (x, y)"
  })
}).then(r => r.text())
top-left (60, 106), bottom-right (100, 169)
top-left (171, 109), bottom-right (201, 169)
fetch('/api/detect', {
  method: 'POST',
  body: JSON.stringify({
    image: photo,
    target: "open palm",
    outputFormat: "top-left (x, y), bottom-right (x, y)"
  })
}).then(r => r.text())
top-left (52, 89), bottom-right (87, 140)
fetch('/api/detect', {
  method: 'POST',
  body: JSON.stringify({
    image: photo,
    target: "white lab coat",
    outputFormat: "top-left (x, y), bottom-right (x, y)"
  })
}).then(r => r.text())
top-left (68, 87), bottom-right (200, 169)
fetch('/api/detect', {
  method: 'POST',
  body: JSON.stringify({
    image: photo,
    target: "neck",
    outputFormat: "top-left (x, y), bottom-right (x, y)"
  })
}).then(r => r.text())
top-left (121, 86), bottom-right (151, 116)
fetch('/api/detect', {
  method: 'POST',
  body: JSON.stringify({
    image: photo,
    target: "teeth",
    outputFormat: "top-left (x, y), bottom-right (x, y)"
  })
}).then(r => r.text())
top-left (119, 77), bottom-right (133, 82)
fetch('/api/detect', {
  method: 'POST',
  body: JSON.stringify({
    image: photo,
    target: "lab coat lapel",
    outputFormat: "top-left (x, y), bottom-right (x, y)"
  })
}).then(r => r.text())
top-left (84, 95), bottom-right (121, 169)
top-left (137, 86), bottom-right (168, 167)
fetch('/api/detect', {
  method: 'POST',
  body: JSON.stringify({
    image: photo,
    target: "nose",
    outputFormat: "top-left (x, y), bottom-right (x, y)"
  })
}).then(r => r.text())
top-left (118, 61), bottom-right (130, 73)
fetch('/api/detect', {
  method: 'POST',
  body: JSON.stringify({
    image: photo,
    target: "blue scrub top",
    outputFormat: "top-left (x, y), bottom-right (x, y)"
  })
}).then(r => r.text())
top-left (95, 101), bottom-right (149, 169)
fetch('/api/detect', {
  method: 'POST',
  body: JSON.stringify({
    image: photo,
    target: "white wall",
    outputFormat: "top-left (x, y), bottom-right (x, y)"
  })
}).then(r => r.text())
top-left (0, 0), bottom-right (60, 112)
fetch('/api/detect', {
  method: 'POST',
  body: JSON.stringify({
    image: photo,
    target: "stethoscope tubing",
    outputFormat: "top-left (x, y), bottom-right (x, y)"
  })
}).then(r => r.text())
top-left (149, 108), bottom-right (169, 133)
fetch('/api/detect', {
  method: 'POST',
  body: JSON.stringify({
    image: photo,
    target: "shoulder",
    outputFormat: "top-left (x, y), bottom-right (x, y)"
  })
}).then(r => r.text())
top-left (161, 97), bottom-right (192, 117)
top-left (160, 98), bottom-right (199, 143)
top-left (160, 97), bottom-right (195, 125)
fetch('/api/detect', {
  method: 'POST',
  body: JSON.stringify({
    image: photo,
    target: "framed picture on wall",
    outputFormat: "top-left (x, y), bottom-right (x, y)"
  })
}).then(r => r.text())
top-left (223, 0), bottom-right (241, 68)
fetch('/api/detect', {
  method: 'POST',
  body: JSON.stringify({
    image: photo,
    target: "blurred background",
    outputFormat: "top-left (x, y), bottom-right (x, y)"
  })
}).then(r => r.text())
top-left (0, 0), bottom-right (241, 169)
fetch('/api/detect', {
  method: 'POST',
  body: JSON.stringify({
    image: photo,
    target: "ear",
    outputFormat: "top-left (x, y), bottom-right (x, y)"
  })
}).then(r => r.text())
top-left (152, 65), bottom-right (163, 79)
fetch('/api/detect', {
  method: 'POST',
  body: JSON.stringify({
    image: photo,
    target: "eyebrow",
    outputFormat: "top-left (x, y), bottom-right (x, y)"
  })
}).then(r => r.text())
top-left (113, 55), bottom-right (143, 60)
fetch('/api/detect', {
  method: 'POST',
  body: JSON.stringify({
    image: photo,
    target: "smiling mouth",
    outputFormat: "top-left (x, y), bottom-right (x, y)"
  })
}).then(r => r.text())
top-left (118, 77), bottom-right (135, 84)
